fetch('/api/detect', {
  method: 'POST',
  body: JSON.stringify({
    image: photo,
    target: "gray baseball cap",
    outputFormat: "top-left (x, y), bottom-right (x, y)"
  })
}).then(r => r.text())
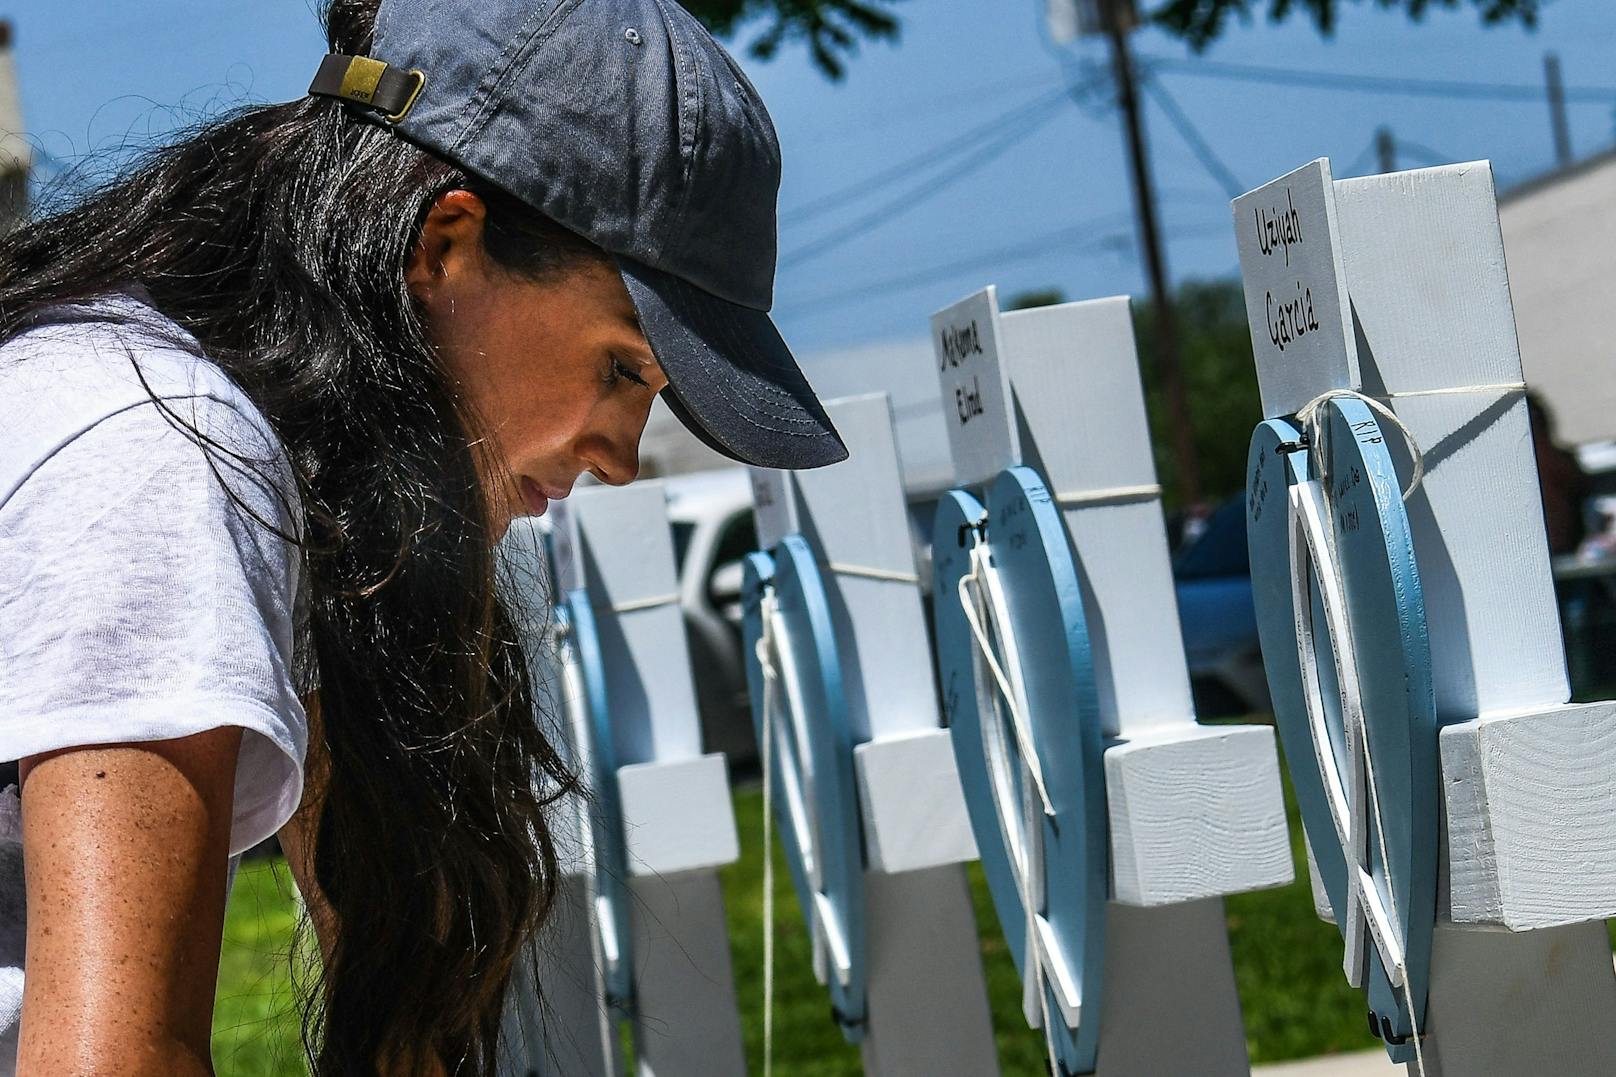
top-left (309, 0), bottom-right (846, 470)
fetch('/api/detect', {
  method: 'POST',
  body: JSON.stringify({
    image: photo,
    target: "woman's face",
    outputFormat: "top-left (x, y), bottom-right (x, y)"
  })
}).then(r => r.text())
top-left (406, 191), bottom-right (669, 534)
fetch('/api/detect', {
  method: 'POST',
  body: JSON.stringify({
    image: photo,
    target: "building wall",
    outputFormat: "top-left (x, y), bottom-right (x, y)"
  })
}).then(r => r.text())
top-left (1499, 152), bottom-right (1616, 446)
top-left (634, 336), bottom-right (948, 489)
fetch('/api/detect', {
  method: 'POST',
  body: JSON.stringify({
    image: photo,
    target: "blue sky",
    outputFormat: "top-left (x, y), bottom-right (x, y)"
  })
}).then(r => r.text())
top-left (7, 0), bottom-right (1614, 354)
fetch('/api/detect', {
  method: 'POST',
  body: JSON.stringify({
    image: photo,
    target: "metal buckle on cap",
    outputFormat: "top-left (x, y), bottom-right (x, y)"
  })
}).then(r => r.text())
top-left (336, 55), bottom-right (388, 104)
top-left (383, 69), bottom-right (426, 124)
top-left (310, 53), bottom-right (426, 124)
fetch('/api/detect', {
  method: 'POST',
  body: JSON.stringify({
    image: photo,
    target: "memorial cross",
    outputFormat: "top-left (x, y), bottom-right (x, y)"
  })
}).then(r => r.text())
top-left (554, 482), bottom-right (748, 1076)
top-left (744, 392), bottom-right (998, 1077)
top-left (1236, 157), bottom-right (1616, 1075)
top-left (929, 286), bottom-right (1293, 1075)
top-left (495, 519), bottom-right (620, 1077)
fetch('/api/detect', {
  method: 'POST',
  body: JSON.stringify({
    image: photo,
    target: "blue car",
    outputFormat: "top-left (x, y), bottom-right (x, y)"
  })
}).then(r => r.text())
top-left (1172, 497), bottom-right (1271, 718)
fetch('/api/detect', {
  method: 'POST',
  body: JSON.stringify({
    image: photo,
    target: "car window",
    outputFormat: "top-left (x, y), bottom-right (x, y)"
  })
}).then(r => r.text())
top-left (671, 521), bottom-right (696, 572)
top-left (714, 512), bottom-right (758, 565)
top-left (707, 511), bottom-right (759, 601)
top-left (1173, 496), bottom-right (1250, 580)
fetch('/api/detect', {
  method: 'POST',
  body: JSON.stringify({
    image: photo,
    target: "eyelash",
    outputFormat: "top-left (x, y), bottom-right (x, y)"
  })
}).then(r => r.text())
top-left (606, 357), bottom-right (650, 389)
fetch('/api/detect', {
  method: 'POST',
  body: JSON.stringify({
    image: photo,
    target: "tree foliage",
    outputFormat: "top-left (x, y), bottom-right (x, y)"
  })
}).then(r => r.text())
top-left (1131, 278), bottom-right (1262, 509)
top-left (1148, 0), bottom-right (1541, 51)
top-left (682, 0), bottom-right (900, 80)
top-left (687, 0), bottom-right (1542, 79)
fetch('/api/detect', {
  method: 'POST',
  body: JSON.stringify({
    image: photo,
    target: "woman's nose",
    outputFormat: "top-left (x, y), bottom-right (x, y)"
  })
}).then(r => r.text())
top-left (584, 434), bottom-right (641, 487)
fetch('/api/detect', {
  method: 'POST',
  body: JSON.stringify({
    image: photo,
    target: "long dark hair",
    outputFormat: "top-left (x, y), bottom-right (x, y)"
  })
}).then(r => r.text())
top-left (0, 2), bottom-right (595, 1072)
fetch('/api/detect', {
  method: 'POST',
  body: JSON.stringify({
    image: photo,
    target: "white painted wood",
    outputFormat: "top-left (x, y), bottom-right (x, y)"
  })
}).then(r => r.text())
top-left (996, 299), bottom-right (1294, 906)
top-left (921, 289), bottom-right (1289, 1071)
top-left (1092, 900), bottom-right (1251, 1076)
top-left (568, 482), bottom-right (703, 765)
top-left (496, 520), bottom-right (619, 1077)
top-left (1327, 166), bottom-right (1616, 934)
top-left (563, 484), bottom-right (745, 1077)
top-left (618, 753), bottom-right (740, 877)
top-left (1418, 920), bottom-right (1616, 1076)
top-left (999, 298), bottom-right (1193, 736)
top-left (1237, 157), bottom-right (1616, 1072)
top-left (760, 392), bottom-right (999, 1076)
top-left (629, 870), bottom-right (748, 1077)
top-left (1231, 158), bottom-right (1359, 419)
top-left (1105, 724), bottom-right (1294, 906)
top-left (858, 867), bottom-right (1000, 1077)
top-left (749, 467), bottom-right (793, 549)
top-left (1331, 167), bottom-right (1567, 718)
top-left (791, 393), bottom-right (938, 745)
top-left (930, 286), bottom-right (1019, 486)
top-left (853, 729), bottom-right (978, 874)
top-left (500, 875), bottom-right (620, 1077)
top-left (1439, 700), bottom-right (1616, 930)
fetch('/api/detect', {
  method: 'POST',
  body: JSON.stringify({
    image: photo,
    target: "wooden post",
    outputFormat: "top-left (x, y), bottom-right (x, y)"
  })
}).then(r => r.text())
top-left (748, 393), bottom-right (999, 1077)
top-left (1235, 157), bottom-right (1616, 1073)
top-left (497, 521), bottom-right (620, 1077)
top-left (929, 285), bottom-right (1293, 1074)
top-left (555, 484), bottom-right (748, 1077)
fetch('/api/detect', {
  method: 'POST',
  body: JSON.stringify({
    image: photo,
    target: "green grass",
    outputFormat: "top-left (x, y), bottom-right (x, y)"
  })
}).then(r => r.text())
top-left (210, 764), bottom-right (1494, 1075)
top-left (212, 859), bottom-right (307, 1077)
top-left (719, 775), bottom-right (1374, 1075)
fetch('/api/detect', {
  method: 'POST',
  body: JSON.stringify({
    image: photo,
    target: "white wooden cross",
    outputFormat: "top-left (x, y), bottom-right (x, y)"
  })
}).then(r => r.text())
top-left (552, 483), bottom-right (748, 1077)
top-left (496, 519), bottom-right (619, 1077)
top-left (751, 391), bottom-right (999, 1077)
top-left (1236, 157), bottom-right (1616, 1074)
top-left (931, 286), bottom-right (1294, 1074)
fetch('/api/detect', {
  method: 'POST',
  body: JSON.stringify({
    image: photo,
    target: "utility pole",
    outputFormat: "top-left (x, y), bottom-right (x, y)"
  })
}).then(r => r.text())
top-left (1544, 52), bottom-right (1573, 168)
top-left (1376, 126), bottom-right (1397, 174)
top-left (1099, 0), bottom-right (1203, 508)
top-left (0, 21), bottom-right (28, 235)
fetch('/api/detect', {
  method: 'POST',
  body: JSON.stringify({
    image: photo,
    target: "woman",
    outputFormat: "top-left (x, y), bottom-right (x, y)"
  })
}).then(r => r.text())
top-left (0, 0), bottom-right (844, 1073)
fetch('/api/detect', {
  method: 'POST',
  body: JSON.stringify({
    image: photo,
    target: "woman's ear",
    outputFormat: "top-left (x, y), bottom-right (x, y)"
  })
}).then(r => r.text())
top-left (405, 189), bottom-right (490, 302)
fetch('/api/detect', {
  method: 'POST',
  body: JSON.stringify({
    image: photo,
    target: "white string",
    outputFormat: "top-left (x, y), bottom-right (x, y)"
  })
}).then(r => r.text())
top-left (826, 562), bottom-right (921, 585)
top-left (1295, 389), bottom-right (1425, 503)
top-left (1378, 381), bottom-right (1526, 400)
top-left (754, 599), bottom-right (780, 1077)
top-left (1053, 483), bottom-right (1162, 508)
top-left (1293, 382), bottom-right (1525, 504)
top-left (955, 550), bottom-right (1056, 819)
top-left (603, 592), bottom-right (681, 614)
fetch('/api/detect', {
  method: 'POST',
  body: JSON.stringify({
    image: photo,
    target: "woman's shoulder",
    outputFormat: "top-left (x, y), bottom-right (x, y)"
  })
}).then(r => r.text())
top-left (0, 290), bottom-right (290, 506)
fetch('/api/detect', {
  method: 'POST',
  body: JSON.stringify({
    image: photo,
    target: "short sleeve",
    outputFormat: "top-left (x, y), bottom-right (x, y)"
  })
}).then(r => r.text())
top-left (0, 396), bottom-right (307, 855)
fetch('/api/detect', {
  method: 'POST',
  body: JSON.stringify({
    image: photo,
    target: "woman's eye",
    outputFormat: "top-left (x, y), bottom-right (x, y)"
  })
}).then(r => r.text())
top-left (608, 358), bottom-right (649, 389)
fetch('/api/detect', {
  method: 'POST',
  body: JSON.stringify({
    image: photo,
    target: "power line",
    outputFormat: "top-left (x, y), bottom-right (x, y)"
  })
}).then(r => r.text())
top-left (790, 71), bottom-right (1070, 149)
top-left (779, 98), bottom-right (1070, 269)
top-left (1146, 54), bottom-right (1616, 104)
top-left (1139, 72), bottom-right (1244, 198)
top-left (780, 84), bottom-right (1073, 227)
top-left (783, 216), bottom-right (1229, 316)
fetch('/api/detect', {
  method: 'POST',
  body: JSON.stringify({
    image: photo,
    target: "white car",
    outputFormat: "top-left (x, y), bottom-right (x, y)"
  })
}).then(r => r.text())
top-left (663, 468), bottom-right (760, 767)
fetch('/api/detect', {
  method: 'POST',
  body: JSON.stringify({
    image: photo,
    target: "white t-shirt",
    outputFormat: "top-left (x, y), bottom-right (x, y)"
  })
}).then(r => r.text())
top-left (0, 291), bottom-right (310, 1063)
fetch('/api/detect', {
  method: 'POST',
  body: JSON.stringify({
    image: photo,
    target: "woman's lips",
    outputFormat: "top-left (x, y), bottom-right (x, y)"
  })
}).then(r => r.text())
top-left (520, 477), bottom-right (551, 517)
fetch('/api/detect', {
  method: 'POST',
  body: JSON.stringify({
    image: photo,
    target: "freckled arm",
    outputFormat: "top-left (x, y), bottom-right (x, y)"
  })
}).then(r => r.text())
top-left (16, 727), bottom-right (244, 1077)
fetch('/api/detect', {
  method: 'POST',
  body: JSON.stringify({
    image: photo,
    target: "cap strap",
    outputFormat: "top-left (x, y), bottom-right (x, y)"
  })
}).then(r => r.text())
top-left (309, 53), bottom-right (425, 123)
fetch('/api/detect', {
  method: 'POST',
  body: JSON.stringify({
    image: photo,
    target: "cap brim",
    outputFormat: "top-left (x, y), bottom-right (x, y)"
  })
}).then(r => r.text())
top-left (616, 256), bottom-right (847, 470)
